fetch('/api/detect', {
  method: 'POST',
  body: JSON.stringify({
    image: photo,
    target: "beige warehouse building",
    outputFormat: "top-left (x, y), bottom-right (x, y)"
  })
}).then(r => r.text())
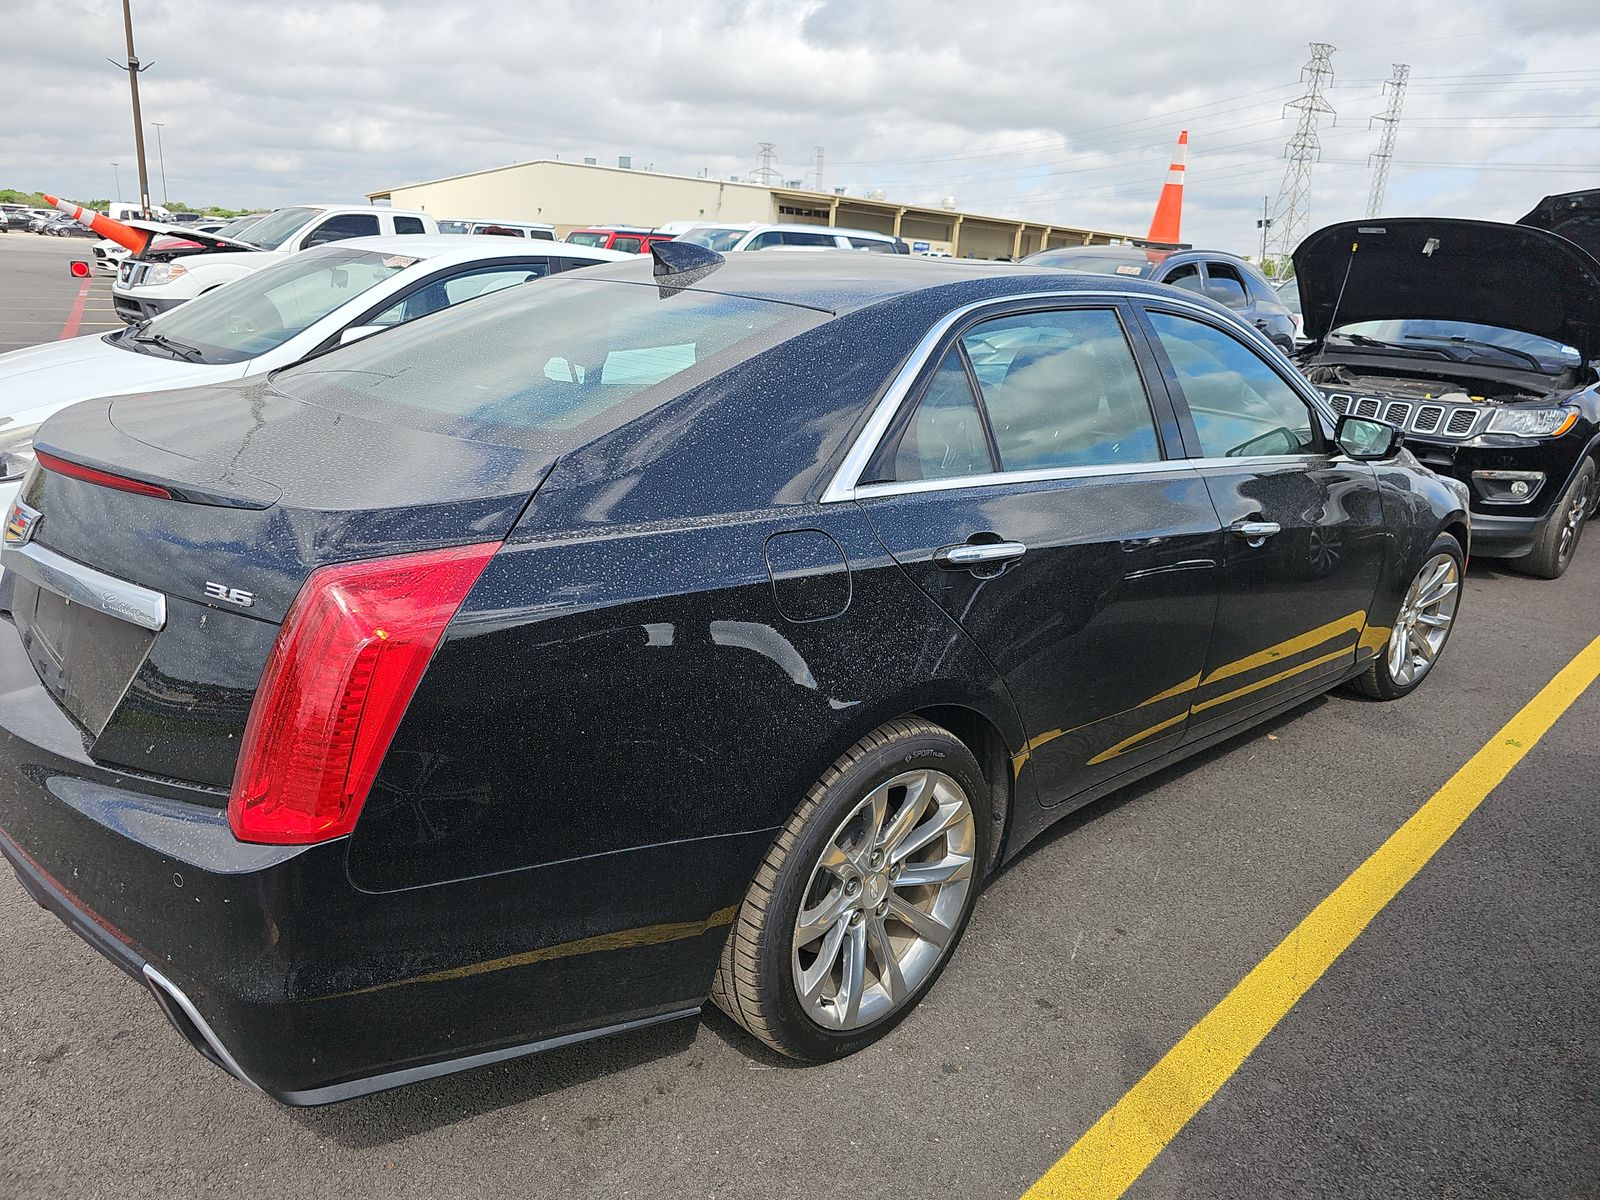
top-left (367, 158), bottom-right (1137, 258)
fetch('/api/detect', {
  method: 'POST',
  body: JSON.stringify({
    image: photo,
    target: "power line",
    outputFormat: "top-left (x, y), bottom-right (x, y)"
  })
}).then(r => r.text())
top-left (1366, 64), bottom-right (1409, 218)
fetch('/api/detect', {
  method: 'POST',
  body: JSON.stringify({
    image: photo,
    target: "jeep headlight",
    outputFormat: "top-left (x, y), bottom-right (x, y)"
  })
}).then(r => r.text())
top-left (0, 423), bottom-right (41, 482)
top-left (1486, 408), bottom-right (1578, 437)
top-left (142, 262), bottom-right (188, 286)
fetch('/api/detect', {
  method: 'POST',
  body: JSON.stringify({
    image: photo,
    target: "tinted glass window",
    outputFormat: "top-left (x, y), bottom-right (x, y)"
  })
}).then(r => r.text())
top-left (393, 216), bottom-right (426, 235)
top-left (304, 213), bottom-right (380, 247)
top-left (746, 232), bottom-right (783, 250)
top-left (781, 231), bottom-right (838, 247)
top-left (529, 229), bottom-right (555, 241)
top-left (611, 236), bottom-right (643, 253)
top-left (1147, 311), bottom-right (1317, 457)
top-left (675, 227), bottom-right (747, 252)
top-left (874, 351), bottom-right (993, 482)
top-left (847, 236), bottom-right (896, 253)
top-left (1162, 262), bottom-right (1204, 293)
top-left (962, 309), bottom-right (1161, 471)
top-left (273, 280), bottom-right (823, 449)
top-left (565, 231), bottom-right (609, 247)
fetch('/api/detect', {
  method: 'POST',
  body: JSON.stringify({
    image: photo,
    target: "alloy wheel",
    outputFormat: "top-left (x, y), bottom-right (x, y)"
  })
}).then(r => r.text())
top-left (791, 769), bottom-right (976, 1031)
top-left (1557, 473), bottom-right (1592, 567)
top-left (1387, 552), bottom-right (1460, 687)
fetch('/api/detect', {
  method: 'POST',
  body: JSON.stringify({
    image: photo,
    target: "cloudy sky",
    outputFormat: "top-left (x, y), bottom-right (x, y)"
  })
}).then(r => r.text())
top-left (4, 0), bottom-right (1597, 251)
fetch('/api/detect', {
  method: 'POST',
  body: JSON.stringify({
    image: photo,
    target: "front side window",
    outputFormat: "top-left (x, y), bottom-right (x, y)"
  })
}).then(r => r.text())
top-left (368, 263), bottom-right (551, 327)
top-left (610, 236), bottom-right (643, 254)
top-left (304, 213), bottom-right (380, 247)
top-left (1203, 262), bottom-right (1249, 309)
top-left (869, 351), bottom-right (993, 483)
top-left (1146, 311), bottom-right (1318, 457)
top-left (1162, 262), bottom-right (1204, 294)
top-left (963, 309), bottom-right (1162, 472)
top-left (745, 231), bottom-right (783, 250)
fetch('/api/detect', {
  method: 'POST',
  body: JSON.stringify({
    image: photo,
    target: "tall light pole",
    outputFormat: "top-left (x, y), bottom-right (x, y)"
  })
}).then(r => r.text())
top-left (151, 121), bottom-right (168, 206)
top-left (110, 0), bottom-right (154, 216)
top-left (112, 162), bottom-right (123, 201)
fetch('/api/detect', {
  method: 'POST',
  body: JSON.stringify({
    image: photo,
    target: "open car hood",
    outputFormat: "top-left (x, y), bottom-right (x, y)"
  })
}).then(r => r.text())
top-left (124, 219), bottom-right (260, 258)
top-left (1518, 189), bottom-right (1600, 263)
top-left (1292, 217), bottom-right (1600, 362)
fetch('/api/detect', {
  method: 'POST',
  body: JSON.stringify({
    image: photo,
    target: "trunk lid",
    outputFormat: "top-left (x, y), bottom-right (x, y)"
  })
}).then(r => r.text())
top-left (1, 378), bottom-right (553, 794)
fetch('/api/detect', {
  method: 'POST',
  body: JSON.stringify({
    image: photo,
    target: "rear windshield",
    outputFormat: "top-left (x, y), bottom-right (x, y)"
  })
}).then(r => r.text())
top-left (676, 227), bottom-right (749, 252)
top-left (1025, 249), bottom-right (1163, 277)
top-left (270, 277), bottom-right (826, 450)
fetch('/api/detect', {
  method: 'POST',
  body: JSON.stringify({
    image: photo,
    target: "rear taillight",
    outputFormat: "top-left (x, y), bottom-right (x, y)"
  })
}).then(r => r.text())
top-left (36, 450), bottom-right (173, 499)
top-left (228, 542), bottom-right (498, 845)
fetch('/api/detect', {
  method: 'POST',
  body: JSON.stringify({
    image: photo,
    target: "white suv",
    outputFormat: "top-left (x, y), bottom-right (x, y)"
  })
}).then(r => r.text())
top-left (674, 222), bottom-right (908, 254)
top-left (112, 205), bottom-right (435, 323)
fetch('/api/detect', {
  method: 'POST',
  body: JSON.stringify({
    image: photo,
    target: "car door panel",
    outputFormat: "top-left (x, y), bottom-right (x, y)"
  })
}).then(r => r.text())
top-left (849, 301), bottom-right (1223, 808)
top-left (859, 470), bottom-right (1220, 804)
top-left (1136, 303), bottom-right (1389, 738)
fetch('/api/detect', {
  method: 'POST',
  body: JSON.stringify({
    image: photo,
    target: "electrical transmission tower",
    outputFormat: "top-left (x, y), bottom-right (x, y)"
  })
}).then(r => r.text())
top-left (1265, 42), bottom-right (1337, 270)
top-left (1365, 63), bottom-right (1410, 217)
top-left (750, 143), bottom-right (780, 186)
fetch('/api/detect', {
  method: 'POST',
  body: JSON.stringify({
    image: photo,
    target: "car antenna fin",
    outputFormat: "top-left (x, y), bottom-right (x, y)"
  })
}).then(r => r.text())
top-left (651, 240), bottom-right (724, 278)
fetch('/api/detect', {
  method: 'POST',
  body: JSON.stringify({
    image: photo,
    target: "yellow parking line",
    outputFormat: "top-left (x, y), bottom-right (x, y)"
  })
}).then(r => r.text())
top-left (1022, 634), bottom-right (1600, 1200)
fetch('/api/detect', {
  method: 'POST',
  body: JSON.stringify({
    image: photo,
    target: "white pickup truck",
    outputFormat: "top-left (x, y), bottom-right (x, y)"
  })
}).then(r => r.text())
top-left (111, 204), bottom-right (434, 323)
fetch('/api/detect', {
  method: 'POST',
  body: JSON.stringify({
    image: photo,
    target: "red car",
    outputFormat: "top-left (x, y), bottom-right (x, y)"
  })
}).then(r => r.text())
top-left (564, 226), bottom-right (674, 254)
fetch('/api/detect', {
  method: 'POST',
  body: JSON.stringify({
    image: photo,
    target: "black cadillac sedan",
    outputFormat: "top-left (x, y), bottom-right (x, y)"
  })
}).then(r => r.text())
top-left (0, 247), bottom-right (1468, 1104)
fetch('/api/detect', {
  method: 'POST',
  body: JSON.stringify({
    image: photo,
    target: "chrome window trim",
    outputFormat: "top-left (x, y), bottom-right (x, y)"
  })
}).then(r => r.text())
top-left (1, 541), bottom-right (167, 631)
top-left (853, 458), bottom-right (1194, 500)
top-left (820, 288), bottom-right (1333, 504)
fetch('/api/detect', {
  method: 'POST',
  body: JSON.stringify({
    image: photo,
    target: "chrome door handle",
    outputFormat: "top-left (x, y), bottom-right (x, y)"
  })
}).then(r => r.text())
top-left (1230, 520), bottom-right (1282, 545)
top-left (934, 541), bottom-right (1028, 569)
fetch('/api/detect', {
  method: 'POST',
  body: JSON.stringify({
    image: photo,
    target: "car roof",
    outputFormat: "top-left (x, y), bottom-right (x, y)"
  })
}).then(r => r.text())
top-left (322, 234), bottom-right (637, 263)
top-left (570, 251), bottom-right (1201, 315)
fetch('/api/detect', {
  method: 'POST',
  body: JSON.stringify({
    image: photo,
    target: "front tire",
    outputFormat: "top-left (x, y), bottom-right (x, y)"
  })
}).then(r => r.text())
top-left (1347, 533), bottom-right (1464, 700)
top-left (711, 719), bottom-right (989, 1061)
top-left (1514, 458), bottom-right (1595, 580)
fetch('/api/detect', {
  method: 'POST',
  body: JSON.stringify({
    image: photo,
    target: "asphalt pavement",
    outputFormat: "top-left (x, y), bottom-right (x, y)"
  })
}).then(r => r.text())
top-left (0, 231), bottom-right (1595, 1199)
top-left (0, 231), bottom-right (119, 352)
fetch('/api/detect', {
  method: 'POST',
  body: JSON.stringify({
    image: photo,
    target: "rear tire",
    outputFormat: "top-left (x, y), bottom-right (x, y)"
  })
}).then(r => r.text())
top-left (1513, 458), bottom-right (1595, 580)
top-left (1347, 533), bottom-right (1464, 700)
top-left (711, 719), bottom-right (989, 1061)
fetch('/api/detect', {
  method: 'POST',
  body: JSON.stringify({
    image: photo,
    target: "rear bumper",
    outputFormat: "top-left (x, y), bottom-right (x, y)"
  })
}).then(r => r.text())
top-left (0, 624), bottom-right (764, 1103)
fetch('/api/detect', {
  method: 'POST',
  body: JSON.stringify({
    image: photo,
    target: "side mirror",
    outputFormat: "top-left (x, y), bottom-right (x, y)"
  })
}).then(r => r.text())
top-left (1336, 414), bottom-right (1403, 461)
top-left (338, 325), bottom-right (386, 345)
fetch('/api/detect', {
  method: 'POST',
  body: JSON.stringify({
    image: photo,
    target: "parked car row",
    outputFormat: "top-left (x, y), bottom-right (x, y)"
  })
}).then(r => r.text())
top-left (0, 189), bottom-right (1591, 1109)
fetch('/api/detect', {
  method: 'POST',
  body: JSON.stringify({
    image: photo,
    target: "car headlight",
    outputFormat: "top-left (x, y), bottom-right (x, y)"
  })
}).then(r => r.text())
top-left (0, 423), bottom-right (41, 482)
top-left (1486, 408), bottom-right (1578, 437)
top-left (141, 263), bottom-right (188, 286)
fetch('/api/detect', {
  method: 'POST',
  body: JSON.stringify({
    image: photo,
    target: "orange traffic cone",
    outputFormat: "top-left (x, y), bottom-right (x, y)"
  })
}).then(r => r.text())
top-left (42, 194), bottom-right (152, 255)
top-left (1146, 131), bottom-right (1187, 246)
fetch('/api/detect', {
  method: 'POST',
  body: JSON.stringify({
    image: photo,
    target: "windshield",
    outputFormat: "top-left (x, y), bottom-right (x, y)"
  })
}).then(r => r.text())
top-left (1332, 319), bottom-right (1580, 372)
top-left (1024, 249), bottom-right (1163, 277)
top-left (675, 227), bottom-right (749, 253)
top-left (236, 206), bottom-right (323, 249)
top-left (271, 277), bottom-right (825, 450)
top-left (212, 214), bottom-right (267, 240)
top-left (124, 247), bottom-right (418, 365)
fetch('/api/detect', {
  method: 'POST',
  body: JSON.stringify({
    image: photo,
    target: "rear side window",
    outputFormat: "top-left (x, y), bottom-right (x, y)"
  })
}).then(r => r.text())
top-left (610, 236), bottom-right (643, 254)
top-left (529, 229), bottom-right (555, 241)
top-left (393, 216), bottom-right (426, 235)
top-left (1162, 262), bottom-right (1203, 293)
top-left (274, 280), bottom-right (824, 449)
top-left (1203, 262), bottom-right (1249, 309)
top-left (847, 236), bottom-right (896, 253)
top-left (1146, 311), bottom-right (1318, 457)
top-left (963, 309), bottom-right (1162, 471)
top-left (869, 351), bottom-right (994, 483)
top-left (783, 231), bottom-right (837, 247)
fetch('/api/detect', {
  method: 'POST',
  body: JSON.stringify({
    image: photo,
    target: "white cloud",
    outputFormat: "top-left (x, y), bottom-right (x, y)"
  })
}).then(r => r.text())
top-left (2, 0), bottom-right (1596, 251)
